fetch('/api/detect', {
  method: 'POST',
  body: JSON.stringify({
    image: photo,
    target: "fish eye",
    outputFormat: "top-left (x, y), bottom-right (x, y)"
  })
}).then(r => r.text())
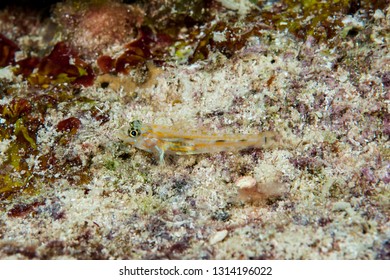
top-left (128, 129), bottom-right (138, 137)
top-left (128, 120), bottom-right (142, 138)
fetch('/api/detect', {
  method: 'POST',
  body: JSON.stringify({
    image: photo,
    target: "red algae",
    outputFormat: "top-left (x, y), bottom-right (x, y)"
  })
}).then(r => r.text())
top-left (97, 27), bottom-right (172, 74)
top-left (57, 117), bottom-right (81, 134)
top-left (0, 43), bottom-right (95, 200)
top-left (7, 201), bottom-right (45, 218)
top-left (0, 33), bottom-right (19, 67)
top-left (28, 42), bottom-right (95, 87)
top-left (96, 55), bottom-right (115, 74)
top-left (14, 57), bottom-right (41, 77)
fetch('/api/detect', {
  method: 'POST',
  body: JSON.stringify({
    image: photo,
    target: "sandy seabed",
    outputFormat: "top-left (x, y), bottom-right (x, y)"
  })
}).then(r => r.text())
top-left (0, 1), bottom-right (389, 259)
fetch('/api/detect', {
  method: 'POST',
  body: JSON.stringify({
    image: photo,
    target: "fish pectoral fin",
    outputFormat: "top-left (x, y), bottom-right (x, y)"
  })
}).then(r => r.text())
top-left (154, 145), bottom-right (165, 165)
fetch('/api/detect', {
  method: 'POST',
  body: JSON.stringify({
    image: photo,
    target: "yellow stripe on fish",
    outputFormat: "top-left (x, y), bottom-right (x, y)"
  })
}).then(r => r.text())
top-left (117, 120), bottom-right (279, 163)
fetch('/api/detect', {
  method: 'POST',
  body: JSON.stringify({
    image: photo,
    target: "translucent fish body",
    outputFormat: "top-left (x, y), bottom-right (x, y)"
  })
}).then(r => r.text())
top-left (117, 120), bottom-right (279, 163)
